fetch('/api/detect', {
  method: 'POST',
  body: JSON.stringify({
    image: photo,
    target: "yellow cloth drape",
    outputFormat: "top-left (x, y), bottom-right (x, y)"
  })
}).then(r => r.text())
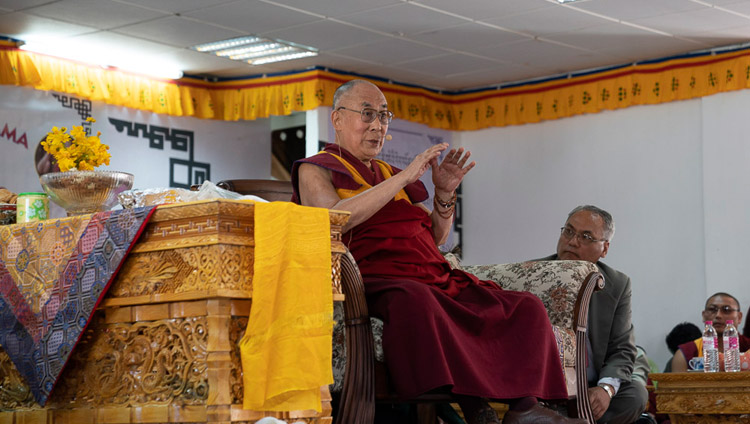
top-left (5, 39), bottom-right (750, 130)
top-left (240, 202), bottom-right (334, 412)
top-left (323, 151), bottom-right (412, 203)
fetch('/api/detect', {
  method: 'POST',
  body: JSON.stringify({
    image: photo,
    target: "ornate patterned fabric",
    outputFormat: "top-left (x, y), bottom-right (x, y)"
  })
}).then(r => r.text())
top-left (463, 260), bottom-right (599, 330)
top-left (0, 207), bottom-right (155, 405)
top-left (330, 259), bottom-right (595, 393)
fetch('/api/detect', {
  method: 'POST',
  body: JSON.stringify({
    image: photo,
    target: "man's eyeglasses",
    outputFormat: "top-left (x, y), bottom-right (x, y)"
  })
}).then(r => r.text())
top-left (704, 305), bottom-right (740, 315)
top-left (337, 106), bottom-right (394, 125)
top-left (560, 227), bottom-right (607, 244)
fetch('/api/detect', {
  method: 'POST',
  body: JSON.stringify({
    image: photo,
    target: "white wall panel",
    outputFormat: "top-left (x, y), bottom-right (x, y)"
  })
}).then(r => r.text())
top-left (456, 97), bottom-right (718, 369)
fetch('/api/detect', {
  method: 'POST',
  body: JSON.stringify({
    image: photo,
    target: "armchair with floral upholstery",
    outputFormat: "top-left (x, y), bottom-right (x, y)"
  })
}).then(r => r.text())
top-left (332, 253), bottom-right (604, 424)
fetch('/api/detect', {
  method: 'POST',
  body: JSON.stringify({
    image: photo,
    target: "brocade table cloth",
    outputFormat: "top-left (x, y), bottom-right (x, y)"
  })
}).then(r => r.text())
top-left (0, 206), bottom-right (155, 405)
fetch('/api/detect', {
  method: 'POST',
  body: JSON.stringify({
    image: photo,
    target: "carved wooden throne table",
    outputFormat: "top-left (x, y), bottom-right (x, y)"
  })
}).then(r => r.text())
top-left (0, 199), bottom-right (350, 424)
top-left (650, 372), bottom-right (750, 424)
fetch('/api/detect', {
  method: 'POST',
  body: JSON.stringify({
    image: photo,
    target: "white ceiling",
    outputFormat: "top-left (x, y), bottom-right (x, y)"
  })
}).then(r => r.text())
top-left (1, 0), bottom-right (750, 91)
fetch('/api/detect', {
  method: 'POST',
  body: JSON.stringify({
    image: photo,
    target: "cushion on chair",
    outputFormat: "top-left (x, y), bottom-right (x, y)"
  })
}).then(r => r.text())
top-left (330, 259), bottom-right (597, 395)
top-left (554, 326), bottom-right (576, 368)
top-left (442, 252), bottom-right (463, 271)
top-left (330, 302), bottom-right (386, 394)
top-left (553, 325), bottom-right (578, 396)
top-left (462, 260), bottom-right (599, 329)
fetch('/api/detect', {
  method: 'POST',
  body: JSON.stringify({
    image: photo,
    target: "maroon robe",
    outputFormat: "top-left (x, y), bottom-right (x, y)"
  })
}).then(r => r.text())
top-left (292, 144), bottom-right (568, 401)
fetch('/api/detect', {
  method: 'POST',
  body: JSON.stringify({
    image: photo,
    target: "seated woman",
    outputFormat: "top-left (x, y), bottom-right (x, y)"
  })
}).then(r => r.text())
top-left (292, 79), bottom-right (586, 424)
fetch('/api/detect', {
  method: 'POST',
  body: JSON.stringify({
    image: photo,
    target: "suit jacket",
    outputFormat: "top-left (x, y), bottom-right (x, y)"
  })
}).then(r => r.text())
top-left (542, 254), bottom-right (637, 383)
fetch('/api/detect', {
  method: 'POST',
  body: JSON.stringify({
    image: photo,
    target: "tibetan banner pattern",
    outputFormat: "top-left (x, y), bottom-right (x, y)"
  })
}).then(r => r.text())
top-left (4, 39), bottom-right (750, 130)
top-left (0, 206), bottom-right (155, 405)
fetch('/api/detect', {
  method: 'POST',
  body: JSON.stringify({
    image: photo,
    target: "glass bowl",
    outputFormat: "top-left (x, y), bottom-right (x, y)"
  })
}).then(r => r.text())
top-left (39, 171), bottom-right (134, 215)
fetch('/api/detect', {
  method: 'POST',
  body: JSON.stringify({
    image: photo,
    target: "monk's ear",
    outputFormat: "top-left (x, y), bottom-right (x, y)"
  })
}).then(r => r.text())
top-left (332, 109), bottom-right (342, 130)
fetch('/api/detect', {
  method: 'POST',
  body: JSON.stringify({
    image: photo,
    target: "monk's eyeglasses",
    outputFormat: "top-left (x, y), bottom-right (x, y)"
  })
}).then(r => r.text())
top-left (337, 106), bottom-right (394, 125)
top-left (560, 227), bottom-right (607, 244)
top-left (704, 305), bottom-right (740, 315)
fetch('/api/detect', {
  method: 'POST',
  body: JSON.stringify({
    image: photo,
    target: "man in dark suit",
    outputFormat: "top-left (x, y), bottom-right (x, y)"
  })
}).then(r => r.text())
top-left (542, 205), bottom-right (647, 424)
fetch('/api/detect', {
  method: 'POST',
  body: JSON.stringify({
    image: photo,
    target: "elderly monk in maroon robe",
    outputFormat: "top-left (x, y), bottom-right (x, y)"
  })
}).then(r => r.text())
top-left (291, 79), bottom-right (586, 424)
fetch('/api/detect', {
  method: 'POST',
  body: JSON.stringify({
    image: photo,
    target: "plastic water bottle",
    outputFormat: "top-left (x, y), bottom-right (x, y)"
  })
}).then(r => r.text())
top-left (723, 320), bottom-right (741, 372)
top-left (702, 321), bottom-right (719, 372)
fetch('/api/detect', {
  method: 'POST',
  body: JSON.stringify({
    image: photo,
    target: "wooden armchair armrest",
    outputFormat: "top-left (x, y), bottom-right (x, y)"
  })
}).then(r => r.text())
top-left (572, 270), bottom-right (605, 422)
top-left (337, 250), bottom-right (375, 424)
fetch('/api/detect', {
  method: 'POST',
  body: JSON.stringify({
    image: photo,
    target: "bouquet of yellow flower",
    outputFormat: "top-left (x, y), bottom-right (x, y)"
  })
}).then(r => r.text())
top-left (41, 117), bottom-right (111, 172)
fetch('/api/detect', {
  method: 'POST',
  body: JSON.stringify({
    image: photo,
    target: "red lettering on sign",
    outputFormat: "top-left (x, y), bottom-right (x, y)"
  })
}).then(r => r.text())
top-left (1, 124), bottom-right (29, 149)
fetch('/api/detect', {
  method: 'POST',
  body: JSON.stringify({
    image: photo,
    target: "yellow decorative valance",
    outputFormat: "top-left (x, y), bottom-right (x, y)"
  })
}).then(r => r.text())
top-left (3, 39), bottom-right (750, 131)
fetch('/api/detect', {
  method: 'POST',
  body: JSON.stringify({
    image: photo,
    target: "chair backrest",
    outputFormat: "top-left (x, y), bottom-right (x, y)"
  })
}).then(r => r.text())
top-left (462, 260), bottom-right (599, 329)
top-left (216, 179), bottom-right (294, 202)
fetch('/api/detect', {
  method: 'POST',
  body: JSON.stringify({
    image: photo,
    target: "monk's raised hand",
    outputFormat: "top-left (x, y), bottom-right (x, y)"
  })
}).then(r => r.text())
top-left (432, 147), bottom-right (475, 193)
top-left (401, 143), bottom-right (449, 184)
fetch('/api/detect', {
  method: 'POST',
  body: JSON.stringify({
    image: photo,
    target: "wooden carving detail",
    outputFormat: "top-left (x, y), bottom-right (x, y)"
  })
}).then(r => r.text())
top-left (112, 246), bottom-right (342, 298)
top-left (180, 245), bottom-right (253, 291)
top-left (328, 212), bottom-right (349, 229)
top-left (48, 316), bottom-right (208, 406)
top-left (109, 249), bottom-right (193, 296)
top-left (331, 253), bottom-right (342, 295)
top-left (658, 393), bottom-right (750, 414)
top-left (670, 415), bottom-right (750, 424)
top-left (135, 214), bottom-right (255, 251)
top-left (131, 200), bottom-right (349, 254)
top-left (0, 346), bottom-right (35, 408)
top-left (329, 213), bottom-right (348, 247)
top-left (230, 316), bottom-right (249, 404)
top-left (110, 245), bottom-right (254, 297)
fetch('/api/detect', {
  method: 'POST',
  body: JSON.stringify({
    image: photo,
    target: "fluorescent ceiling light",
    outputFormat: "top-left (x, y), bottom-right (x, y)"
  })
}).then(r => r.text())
top-left (216, 43), bottom-right (282, 58)
top-left (20, 40), bottom-right (183, 80)
top-left (191, 36), bottom-right (317, 66)
top-left (251, 51), bottom-right (317, 65)
top-left (192, 36), bottom-right (263, 52)
top-left (231, 46), bottom-right (295, 61)
top-left (557, 0), bottom-right (585, 3)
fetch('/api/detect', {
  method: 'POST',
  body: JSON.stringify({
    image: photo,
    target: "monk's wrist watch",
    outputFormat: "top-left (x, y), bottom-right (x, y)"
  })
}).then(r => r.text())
top-left (598, 383), bottom-right (614, 399)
